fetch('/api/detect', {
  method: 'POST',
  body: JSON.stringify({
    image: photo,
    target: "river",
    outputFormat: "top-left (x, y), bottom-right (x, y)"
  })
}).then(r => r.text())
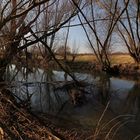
top-left (4, 64), bottom-right (140, 139)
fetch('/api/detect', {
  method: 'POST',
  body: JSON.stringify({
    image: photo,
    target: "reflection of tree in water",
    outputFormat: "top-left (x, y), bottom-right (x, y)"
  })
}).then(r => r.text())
top-left (6, 66), bottom-right (66, 113)
top-left (39, 69), bottom-right (65, 113)
top-left (54, 72), bottom-right (89, 108)
top-left (39, 70), bottom-right (87, 113)
top-left (123, 81), bottom-right (140, 135)
top-left (125, 81), bottom-right (140, 116)
top-left (97, 74), bottom-right (111, 105)
top-left (7, 66), bottom-right (88, 114)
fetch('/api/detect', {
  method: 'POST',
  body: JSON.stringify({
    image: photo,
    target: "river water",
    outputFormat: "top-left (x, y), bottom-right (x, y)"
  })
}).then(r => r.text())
top-left (4, 65), bottom-right (140, 139)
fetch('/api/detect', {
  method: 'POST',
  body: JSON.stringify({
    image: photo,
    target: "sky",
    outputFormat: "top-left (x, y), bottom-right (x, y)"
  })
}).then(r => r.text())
top-left (26, 16), bottom-right (127, 54)
top-left (61, 17), bottom-right (95, 54)
top-left (68, 26), bottom-right (92, 53)
top-left (65, 24), bottom-right (127, 54)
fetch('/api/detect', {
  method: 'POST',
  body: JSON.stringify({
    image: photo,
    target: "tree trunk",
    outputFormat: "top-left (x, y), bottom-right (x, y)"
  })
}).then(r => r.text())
top-left (0, 58), bottom-right (9, 81)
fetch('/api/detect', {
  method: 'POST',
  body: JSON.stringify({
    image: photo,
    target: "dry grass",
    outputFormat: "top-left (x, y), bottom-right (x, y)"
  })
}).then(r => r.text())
top-left (0, 87), bottom-right (138, 140)
top-left (110, 54), bottom-right (134, 64)
top-left (63, 54), bottom-right (135, 64)
top-left (0, 90), bottom-right (63, 140)
top-left (91, 101), bottom-right (136, 140)
top-left (74, 55), bottom-right (97, 62)
top-left (0, 89), bottom-right (94, 140)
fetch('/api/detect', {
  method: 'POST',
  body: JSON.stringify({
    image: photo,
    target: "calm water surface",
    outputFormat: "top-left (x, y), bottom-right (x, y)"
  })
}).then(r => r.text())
top-left (5, 65), bottom-right (140, 139)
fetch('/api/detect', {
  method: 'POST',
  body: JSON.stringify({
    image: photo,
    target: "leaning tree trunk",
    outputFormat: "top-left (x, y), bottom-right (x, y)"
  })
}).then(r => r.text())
top-left (0, 54), bottom-right (13, 81)
top-left (0, 0), bottom-right (18, 81)
top-left (0, 58), bottom-right (8, 81)
top-left (0, 39), bottom-right (19, 81)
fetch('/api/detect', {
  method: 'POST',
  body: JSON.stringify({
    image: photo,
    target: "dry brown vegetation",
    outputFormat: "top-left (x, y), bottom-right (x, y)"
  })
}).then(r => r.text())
top-left (110, 54), bottom-right (134, 64)
top-left (64, 54), bottom-right (134, 64)
top-left (0, 87), bottom-right (138, 140)
top-left (0, 90), bottom-right (63, 140)
top-left (0, 89), bottom-right (93, 140)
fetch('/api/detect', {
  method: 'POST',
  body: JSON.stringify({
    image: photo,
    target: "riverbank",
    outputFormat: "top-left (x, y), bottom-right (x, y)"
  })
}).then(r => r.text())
top-left (0, 87), bottom-right (137, 140)
top-left (12, 53), bottom-right (140, 76)
top-left (36, 53), bottom-right (140, 76)
top-left (0, 89), bottom-right (94, 140)
top-left (0, 89), bottom-right (62, 140)
top-left (49, 60), bottom-right (140, 77)
top-left (0, 64), bottom-right (139, 140)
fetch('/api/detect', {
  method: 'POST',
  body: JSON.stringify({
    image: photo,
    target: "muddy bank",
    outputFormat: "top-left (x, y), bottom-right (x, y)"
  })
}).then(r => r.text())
top-left (0, 88), bottom-right (94, 140)
top-left (12, 57), bottom-right (140, 77)
top-left (60, 61), bottom-right (140, 77)
top-left (0, 68), bottom-right (139, 140)
top-left (0, 89), bottom-right (136, 140)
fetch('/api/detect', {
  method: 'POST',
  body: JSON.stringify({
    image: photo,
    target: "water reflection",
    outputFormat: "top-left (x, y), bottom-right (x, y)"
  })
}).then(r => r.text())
top-left (124, 81), bottom-right (140, 115)
top-left (96, 74), bottom-right (111, 105)
top-left (4, 65), bottom-right (140, 136)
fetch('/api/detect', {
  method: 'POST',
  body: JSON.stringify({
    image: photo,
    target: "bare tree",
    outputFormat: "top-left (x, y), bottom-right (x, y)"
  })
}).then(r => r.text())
top-left (71, 40), bottom-right (79, 62)
top-left (41, 0), bottom-right (73, 62)
top-left (116, 0), bottom-right (140, 63)
top-left (0, 0), bottom-right (79, 79)
top-left (55, 45), bottom-right (71, 56)
top-left (64, 20), bottom-right (71, 61)
top-left (71, 0), bottom-right (129, 74)
top-left (95, 0), bottom-right (140, 64)
top-left (0, 0), bottom-right (49, 74)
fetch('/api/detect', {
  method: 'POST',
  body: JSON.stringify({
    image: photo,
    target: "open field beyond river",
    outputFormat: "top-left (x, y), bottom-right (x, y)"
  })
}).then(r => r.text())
top-left (70, 54), bottom-right (135, 64)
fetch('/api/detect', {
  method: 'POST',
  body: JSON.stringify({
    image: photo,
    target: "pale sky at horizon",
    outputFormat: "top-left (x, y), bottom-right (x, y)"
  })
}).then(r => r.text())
top-left (68, 25), bottom-right (93, 53)
top-left (26, 18), bottom-right (128, 54)
top-left (66, 24), bottom-right (127, 54)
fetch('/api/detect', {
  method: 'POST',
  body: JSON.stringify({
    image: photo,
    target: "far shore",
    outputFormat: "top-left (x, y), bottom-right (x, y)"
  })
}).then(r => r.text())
top-left (12, 53), bottom-right (140, 77)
